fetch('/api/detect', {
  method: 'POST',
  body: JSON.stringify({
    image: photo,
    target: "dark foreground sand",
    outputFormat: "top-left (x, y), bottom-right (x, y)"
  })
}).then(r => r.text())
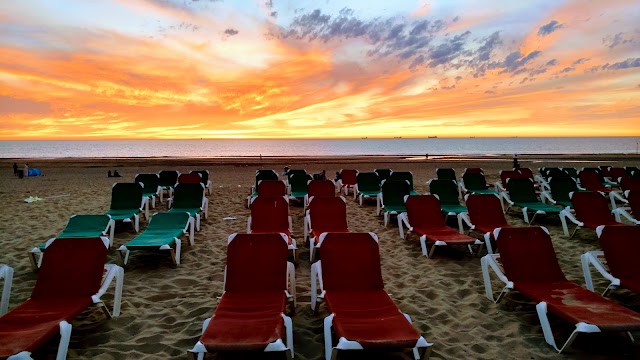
top-left (0, 154), bottom-right (639, 359)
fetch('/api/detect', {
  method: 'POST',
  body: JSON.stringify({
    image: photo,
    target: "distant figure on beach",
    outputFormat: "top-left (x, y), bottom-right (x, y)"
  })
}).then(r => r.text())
top-left (513, 154), bottom-right (520, 169)
top-left (108, 170), bottom-right (112, 177)
top-left (281, 166), bottom-right (290, 177)
top-left (113, 170), bottom-right (122, 177)
top-left (334, 171), bottom-right (341, 182)
top-left (314, 170), bottom-right (327, 180)
top-left (13, 162), bottom-right (18, 176)
top-left (24, 163), bottom-right (29, 177)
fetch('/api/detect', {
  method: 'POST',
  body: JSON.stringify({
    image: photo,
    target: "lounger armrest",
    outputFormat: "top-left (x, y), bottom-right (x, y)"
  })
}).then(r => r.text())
top-left (500, 191), bottom-right (514, 206)
top-left (458, 181), bottom-right (469, 193)
top-left (397, 212), bottom-right (410, 239)
top-left (167, 197), bottom-right (173, 208)
top-left (304, 214), bottom-right (312, 241)
top-left (540, 191), bottom-right (556, 205)
top-left (560, 209), bottom-right (583, 226)
top-left (310, 261), bottom-right (325, 312)
top-left (581, 251), bottom-right (619, 293)
top-left (495, 182), bottom-right (506, 193)
top-left (613, 208), bottom-right (638, 224)
top-left (247, 216), bottom-right (252, 233)
top-left (0, 264), bottom-right (13, 316)
top-left (458, 212), bottom-right (475, 230)
top-left (481, 254), bottom-right (512, 303)
top-left (287, 262), bottom-right (296, 308)
top-left (92, 264), bottom-right (124, 317)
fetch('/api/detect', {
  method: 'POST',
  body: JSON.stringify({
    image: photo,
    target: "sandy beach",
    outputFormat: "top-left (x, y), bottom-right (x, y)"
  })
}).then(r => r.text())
top-left (0, 154), bottom-right (639, 360)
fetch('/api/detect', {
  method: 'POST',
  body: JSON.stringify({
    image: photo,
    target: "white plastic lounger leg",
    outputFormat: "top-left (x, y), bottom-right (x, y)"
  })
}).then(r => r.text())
top-left (134, 214), bottom-right (140, 232)
top-left (580, 253), bottom-right (595, 292)
top-left (188, 341), bottom-right (207, 360)
top-left (522, 208), bottom-right (530, 224)
top-left (7, 351), bottom-right (33, 360)
top-left (419, 236), bottom-right (428, 257)
top-left (481, 255), bottom-right (512, 303)
top-left (1, 265), bottom-right (13, 316)
top-left (189, 217), bottom-right (195, 243)
top-left (93, 264), bottom-right (124, 317)
top-left (483, 232), bottom-right (494, 254)
top-left (282, 313), bottom-right (294, 357)
top-left (196, 214), bottom-right (201, 231)
top-left (108, 219), bottom-right (115, 246)
top-left (535, 302), bottom-right (601, 353)
top-left (384, 212), bottom-right (389, 226)
top-left (559, 210), bottom-right (569, 236)
top-left (324, 314), bottom-right (335, 360)
top-left (401, 313), bottom-right (434, 360)
top-left (56, 321), bottom-right (72, 360)
top-left (117, 246), bottom-right (130, 265)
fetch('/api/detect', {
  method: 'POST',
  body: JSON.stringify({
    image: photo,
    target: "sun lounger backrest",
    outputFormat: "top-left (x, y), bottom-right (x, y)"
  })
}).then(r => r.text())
top-left (436, 168), bottom-right (456, 181)
top-left (626, 166), bottom-right (640, 176)
top-left (462, 172), bottom-right (489, 190)
top-left (381, 179), bottom-right (411, 207)
top-left (250, 196), bottom-right (289, 232)
top-left (190, 170), bottom-right (209, 185)
top-left (172, 183), bottom-right (205, 208)
top-left (620, 177), bottom-right (640, 192)
top-left (626, 190), bottom-right (640, 215)
top-left (608, 167), bottom-right (628, 182)
top-left (178, 173), bottom-right (202, 184)
top-left (226, 233), bottom-right (288, 292)
top-left (307, 180), bottom-right (336, 198)
top-left (158, 170), bottom-right (179, 187)
top-left (287, 169), bottom-right (307, 182)
top-left (495, 227), bottom-right (566, 284)
top-left (466, 194), bottom-right (508, 228)
top-left (570, 191), bottom-right (615, 224)
top-left (308, 196), bottom-right (348, 230)
top-left (405, 195), bottom-right (446, 228)
top-left (110, 183), bottom-right (143, 210)
top-left (562, 167), bottom-right (579, 179)
top-left (549, 177), bottom-right (577, 203)
top-left (578, 170), bottom-right (604, 190)
top-left (64, 215), bottom-right (111, 235)
top-left (542, 167), bottom-right (566, 180)
top-left (32, 237), bottom-right (109, 300)
top-left (257, 180), bottom-right (287, 197)
top-left (320, 233), bottom-right (384, 291)
top-left (147, 212), bottom-right (190, 231)
top-left (506, 178), bottom-right (538, 202)
top-left (357, 172), bottom-right (380, 192)
top-left (135, 173), bottom-right (159, 194)
top-left (340, 169), bottom-right (358, 185)
top-left (499, 170), bottom-right (522, 190)
top-left (374, 169), bottom-right (392, 181)
top-left (464, 167), bottom-right (484, 174)
top-left (598, 225), bottom-right (640, 282)
top-left (390, 171), bottom-right (415, 189)
top-left (428, 179), bottom-right (459, 205)
top-left (517, 167), bottom-right (534, 180)
top-left (290, 174), bottom-right (313, 192)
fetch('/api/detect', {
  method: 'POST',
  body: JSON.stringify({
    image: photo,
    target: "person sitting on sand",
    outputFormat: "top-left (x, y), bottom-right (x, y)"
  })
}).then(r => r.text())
top-left (13, 162), bottom-right (18, 176)
top-left (113, 170), bottom-right (121, 177)
top-left (108, 170), bottom-right (112, 177)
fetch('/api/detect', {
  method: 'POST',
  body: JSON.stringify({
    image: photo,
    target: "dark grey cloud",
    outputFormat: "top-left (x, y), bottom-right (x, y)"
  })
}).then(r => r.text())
top-left (538, 20), bottom-right (563, 36)
top-left (572, 58), bottom-right (589, 65)
top-left (529, 68), bottom-right (547, 76)
top-left (0, 96), bottom-right (51, 115)
top-left (490, 50), bottom-right (541, 74)
top-left (265, 0), bottom-right (277, 18)
top-left (559, 67), bottom-right (575, 73)
top-left (603, 57), bottom-right (640, 70)
top-left (484, 90), bottom-right (496, 94)
top-left (428, 31), bottom-right (471, 67)
top-left (546, 59), bottom-right (557, 66)
top-left (603, 32), bottom-right (635, 49)
top-left (224, 28), bottom-right (239, 36)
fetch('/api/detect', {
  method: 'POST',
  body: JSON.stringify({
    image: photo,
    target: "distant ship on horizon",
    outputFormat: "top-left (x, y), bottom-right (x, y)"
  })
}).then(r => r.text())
top-left (427, 136), bottom-right (438, 138)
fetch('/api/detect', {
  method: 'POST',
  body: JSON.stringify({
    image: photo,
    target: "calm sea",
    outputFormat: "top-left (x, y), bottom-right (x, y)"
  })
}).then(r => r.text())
top-left (0, 137), bottom-right (638, 158)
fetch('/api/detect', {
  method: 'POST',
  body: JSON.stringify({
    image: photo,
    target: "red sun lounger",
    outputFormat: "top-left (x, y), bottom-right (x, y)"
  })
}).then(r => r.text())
top-left (459, 193), bottom-right (512, 254)
top-left (305, 196), bottom-right (350, 262)
top-left (246, 180), bottom-right (288, 207)
top-left (582, 225), bottom-right (640, 296)
top-left (338, 169), bottom-right (358, 196)
top-left (399, 195), bottom-right (482, 258)
top-left (0, 237), bottom-right (123, 360)
top-left (560, 191), bottom-right (623, 238)
top-left (248, 196), bottom-right (296, 259)
top-left (613, 190), bottom-right (640, 224)
top-left (311, 232), bottom-right (433, 360)
top-left (188, 233), bottom-right (295, 359)
top-left (481, 227), bottom-right (640, 353)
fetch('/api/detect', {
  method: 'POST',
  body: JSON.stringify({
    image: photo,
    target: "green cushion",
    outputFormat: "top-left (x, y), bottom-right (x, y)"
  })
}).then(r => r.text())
top-left (359, 190), bottom-right (380, 197)
top-left (468, 189), bottom-right (498, 195)
top-left (106, 209), bottom-right (139, 221)
top-left (515, 202), bottom-right (563, 214)
top-left (290, 191), bottom-right (308, 199)
top-left (441, 204), bottom-right (467, 214)
top-left (169, 208), bottom-right (201, 217)
top-left (383, 205), bottom-right (406, 213)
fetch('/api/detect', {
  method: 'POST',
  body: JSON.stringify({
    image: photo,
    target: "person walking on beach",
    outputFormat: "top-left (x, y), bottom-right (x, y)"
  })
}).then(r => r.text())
top-left (513, 154), bottom-right (520, 169)
top-left (13, 162), bottom-right (18, 176)
top-left (24, 163), bottom-right (29, 177)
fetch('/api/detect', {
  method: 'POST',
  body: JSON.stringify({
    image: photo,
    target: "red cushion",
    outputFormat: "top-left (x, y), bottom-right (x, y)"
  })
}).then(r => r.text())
top-left (579, 171), bottom-right (610, 192)
top-left (308, 197), bottom-right (348, 234)
top-left (250, 196), bottom-right (290, 234)
top-left (598, 226), bottom-right (640, 286)
top-left (405, 195), bottom-right (446, 228)
top-left (466, 194), bottom-right (509, 230)
top-left (308, 180), bottom-right (336, 198)
top-left (320, 233), bottom-right (384, 292)
top-left (225, 234), bottom-right (289, 293)
top-left (413, 226), bottom-right (477, 245)
top-left (340, 170), bottom-right (358, 186)
top-left (257, 180), bottom-right (287, 197)
top-left (199, 292), bottom-right (287, 352)
top-left (325, 290), bottom-right (421, 348)
top-left (627, 190), bottom-right (640, 216)
top-left (0, 298), bottom-right (92, 356)
top-left (515, 280), bottom-right (640, 331)
top-left (571, 192), bottom-right (616, 228)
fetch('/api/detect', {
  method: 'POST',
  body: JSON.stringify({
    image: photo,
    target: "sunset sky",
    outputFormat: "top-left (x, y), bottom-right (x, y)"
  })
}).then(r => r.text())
top-left (1, 0), bottom-right (639, 139)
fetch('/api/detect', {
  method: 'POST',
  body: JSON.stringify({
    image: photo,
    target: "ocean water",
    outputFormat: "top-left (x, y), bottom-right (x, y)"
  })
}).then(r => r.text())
top-left (0, 137), bottom-right (638, 158)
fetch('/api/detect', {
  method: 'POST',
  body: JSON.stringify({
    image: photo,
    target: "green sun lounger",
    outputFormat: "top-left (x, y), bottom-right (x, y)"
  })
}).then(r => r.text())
top-left (428, 179), bottom-right (467, 218)
top-left (541, 177), bottom-right (578, 208)
top-left (158, 170), bottom-right (180, 203)
top-left (355, 172), bottom-right (381, 208)
top-left (460, 172), bottom-right (499, 196)
top-left (106, 182), bottom-right (146, 231)
top-left (28, 214), bottom-right (115, 271)
top-left (503, 178), bottom-right (563, 224)
top-left (135, 173), bottom-right (161, 218)
top-left (168, 183), bottom-right (208, 231)
top-left (390, 171), bottom-right (419, 195)
top-left (289, 173), bottom-right (313, 202)
top-left (248, 170), bottom-right (279, 206)
top-left (378, 179), bottom-right (411, 227)
top-left (117, 212), bottom-right (193, 266)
